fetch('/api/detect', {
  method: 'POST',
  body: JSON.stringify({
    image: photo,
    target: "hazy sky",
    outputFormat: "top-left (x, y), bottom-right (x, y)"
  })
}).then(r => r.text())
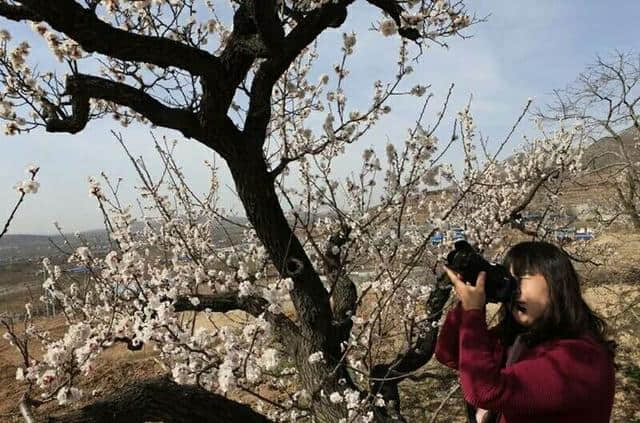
top-left (1, 1), bottom-right (639, 235)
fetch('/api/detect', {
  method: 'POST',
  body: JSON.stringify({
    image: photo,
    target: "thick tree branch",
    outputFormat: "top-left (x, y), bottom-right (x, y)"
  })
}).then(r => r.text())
top-left (3, 0), bottom-right (222, 78)
top-left (200, 3), bottom-right (261, 135)
top-left (250, 0), bottom-right (284, 54)
top-left (174, 292), bottom-right (269, 315)
top-left (324, 228), bottom-right (357, 343)
top-left (370, 274), bottom-right (452, 420)
top-left (173, 292), bottom-right (301, 351)
top-left (46, 73), bottom-right (203, 139)
top-left (243, 1), bottom-right (352, 142)
top-left (226, 156), bottom-right (335, 356)
top-left (0, 2), bottom-right (40, 21)
top-left (41, 376), bottom-right (272, 423)
top-left (281, 4), bottom-right (306, 24)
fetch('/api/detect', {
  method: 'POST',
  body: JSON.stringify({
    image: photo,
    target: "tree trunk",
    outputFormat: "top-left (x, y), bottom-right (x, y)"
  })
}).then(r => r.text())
top-left (226, 152), bottom-right (350, 422)
top-left (226, 153), bottom-right (335, 345)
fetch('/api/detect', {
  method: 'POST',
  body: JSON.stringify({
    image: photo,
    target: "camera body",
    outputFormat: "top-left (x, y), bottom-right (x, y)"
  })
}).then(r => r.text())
top-left (446, 240), bottom-right (517, 303)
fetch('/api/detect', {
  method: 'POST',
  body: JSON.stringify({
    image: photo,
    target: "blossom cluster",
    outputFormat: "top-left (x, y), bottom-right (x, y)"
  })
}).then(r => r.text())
top-left (13, 164), bottom-right (40, 194)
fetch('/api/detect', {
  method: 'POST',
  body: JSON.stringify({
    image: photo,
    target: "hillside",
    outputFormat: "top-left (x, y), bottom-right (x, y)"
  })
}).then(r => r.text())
top-left (558, 126), bottom-right (640, 222)
top-left (0, 216), bottom-right (250, 264)
top-left (0, 231), bottom-right (109, 264)
top-left (582, 126), bottom-right (640, 169)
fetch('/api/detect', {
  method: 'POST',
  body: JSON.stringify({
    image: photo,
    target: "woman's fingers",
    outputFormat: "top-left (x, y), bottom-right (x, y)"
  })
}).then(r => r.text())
top-left (476, 271), bottom-right (487, 290)
top-left (443, 265), bottom-right (465, 287)
top-left (444, 267), bottom-right (462, 298)
top-left (443, 266), bottom-right (487, 311)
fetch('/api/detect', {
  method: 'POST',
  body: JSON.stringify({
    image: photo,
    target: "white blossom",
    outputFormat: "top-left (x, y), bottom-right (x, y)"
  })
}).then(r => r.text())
top-left (258, 348), bottom-right (278, 371)
top-left (307, 351), bottom-right (324, 364)
top-left (14, 180), bottom-right (39, 194)
top-left (380, 19), bottom-right (397, 37)
top-left (329, 391), bottom-right (344, 403)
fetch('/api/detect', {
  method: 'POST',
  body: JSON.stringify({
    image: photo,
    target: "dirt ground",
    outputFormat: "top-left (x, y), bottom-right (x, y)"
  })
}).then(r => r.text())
top-left (0, 234), bottom-right (639, 422)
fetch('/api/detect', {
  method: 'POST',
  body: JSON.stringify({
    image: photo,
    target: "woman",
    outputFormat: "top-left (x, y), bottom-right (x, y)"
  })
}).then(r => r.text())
top-left (435, 241), bottom-right (616, 423)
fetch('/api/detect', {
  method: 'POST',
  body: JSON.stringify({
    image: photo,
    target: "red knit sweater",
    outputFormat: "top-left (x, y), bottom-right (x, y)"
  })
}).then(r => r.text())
top-left (435, 302), bottom-right (615, 423)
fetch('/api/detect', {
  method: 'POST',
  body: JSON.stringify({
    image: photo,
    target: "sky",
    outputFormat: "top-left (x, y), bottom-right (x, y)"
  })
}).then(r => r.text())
top-left (1, 0), bottom-right (639, 235)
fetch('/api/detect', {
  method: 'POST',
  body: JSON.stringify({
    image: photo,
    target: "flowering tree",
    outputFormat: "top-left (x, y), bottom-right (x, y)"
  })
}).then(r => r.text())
top-left (0, 1), bottom-right (585, 422)
top-left (538, 51), bottom-right (640, 229)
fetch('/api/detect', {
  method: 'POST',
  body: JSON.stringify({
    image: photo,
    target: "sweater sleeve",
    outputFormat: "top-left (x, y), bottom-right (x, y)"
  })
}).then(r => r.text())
top-left (435, 301), bottom-right (502, 370)
top-left (434, 301), bottom-right (465, 369)
top-left (458, 308), bottom-right (615, 415)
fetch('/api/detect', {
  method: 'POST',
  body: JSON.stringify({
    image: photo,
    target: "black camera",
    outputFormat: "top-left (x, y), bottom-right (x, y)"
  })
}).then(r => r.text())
top-left (446, 240), bottom-right (517, 303)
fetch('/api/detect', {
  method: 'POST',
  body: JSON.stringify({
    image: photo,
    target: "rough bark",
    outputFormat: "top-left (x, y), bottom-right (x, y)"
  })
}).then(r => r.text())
top-left (228, 153), bottom-right (334, 342)
top-left (41, 376), bottom-right (272, 423)
top-left (0, 2), bottom-right (40, 21)
top-left (227, 152), bottom-right (357, 423)
top-left (324, 228), bottom-right (358, 344)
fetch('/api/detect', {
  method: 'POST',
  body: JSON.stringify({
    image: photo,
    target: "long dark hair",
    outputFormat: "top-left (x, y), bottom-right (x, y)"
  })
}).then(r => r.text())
top-left (494, 241), bottom-right (616, 360)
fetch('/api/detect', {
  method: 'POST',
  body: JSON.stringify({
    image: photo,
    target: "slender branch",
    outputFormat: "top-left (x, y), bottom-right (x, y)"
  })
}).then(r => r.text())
top-left (428, 384), bottom-right (460, 423)
top-left (561, 247), bottom-right (603, 267)
top-left (0, 169), bottom-right (39, 240)
top-left (0, 188), bottom-right (28, 240)
top-left (173, 292), bottom-right (268, 315)
top-left (500, 170), bottom-right (560, 225)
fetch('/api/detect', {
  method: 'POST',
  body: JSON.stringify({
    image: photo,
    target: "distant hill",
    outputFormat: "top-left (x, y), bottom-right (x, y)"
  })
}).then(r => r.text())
top-left (0, 216), bottom-right (250, 264)
top-left (582, 126), bottom-right (640, 169)
top-left (0, 232), bottom-right (108, 264)
top-left (0, 234), bottom-right (52, 247)
top-left (541, 127), bottom-right (640, 223)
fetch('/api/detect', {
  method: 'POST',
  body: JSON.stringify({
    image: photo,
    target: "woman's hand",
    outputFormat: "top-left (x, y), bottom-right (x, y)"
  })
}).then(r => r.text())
top-left (443, 266), bottom-right (487, 311)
